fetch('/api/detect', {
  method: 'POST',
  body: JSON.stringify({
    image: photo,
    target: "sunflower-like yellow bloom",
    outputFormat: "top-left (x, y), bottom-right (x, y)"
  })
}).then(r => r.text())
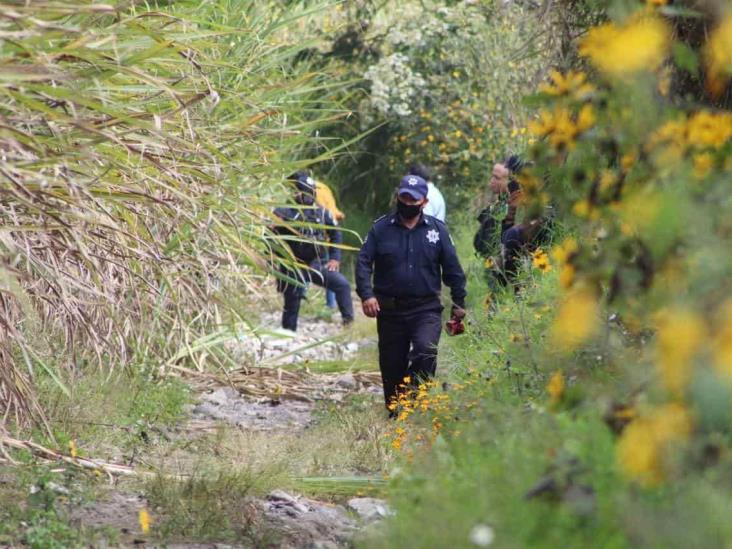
top-left (617, 403), bottom-right (692, 486)
top-left (580, 16), bottom-right (671, 76)
top-left (538, 70), bottom-right (595, 99)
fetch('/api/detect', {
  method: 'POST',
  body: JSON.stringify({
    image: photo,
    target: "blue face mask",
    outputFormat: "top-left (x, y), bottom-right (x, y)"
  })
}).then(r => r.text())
top-left (397, 200), bottom-right (422, 219)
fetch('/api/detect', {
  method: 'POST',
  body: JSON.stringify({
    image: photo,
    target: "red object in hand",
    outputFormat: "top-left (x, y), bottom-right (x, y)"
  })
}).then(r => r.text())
top-left (446, 318), bottom-right (465, 336)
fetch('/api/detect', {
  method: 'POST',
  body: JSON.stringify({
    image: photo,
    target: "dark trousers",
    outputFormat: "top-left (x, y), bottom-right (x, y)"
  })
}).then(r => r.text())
top-left (279, 263), bottom-right (354, 331)
top-left (501, 225), bottom-right (526, 282)
top-left (376, 306), bottom-right (442, 407)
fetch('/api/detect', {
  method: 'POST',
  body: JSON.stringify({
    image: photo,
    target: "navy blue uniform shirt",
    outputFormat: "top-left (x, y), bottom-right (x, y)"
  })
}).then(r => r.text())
top-left (273, 206), bottom-right (342, 262)
top-left (356, 213), bottom-right (466, 308)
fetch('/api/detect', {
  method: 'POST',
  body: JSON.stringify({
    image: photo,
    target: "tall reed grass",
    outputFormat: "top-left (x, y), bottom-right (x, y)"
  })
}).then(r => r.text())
top-left (0, 0), bottom-right (346, 427)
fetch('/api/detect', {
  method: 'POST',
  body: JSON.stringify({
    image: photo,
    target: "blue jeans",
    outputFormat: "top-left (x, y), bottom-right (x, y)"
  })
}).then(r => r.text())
top-left (326, 290), bottom-right (337, 308)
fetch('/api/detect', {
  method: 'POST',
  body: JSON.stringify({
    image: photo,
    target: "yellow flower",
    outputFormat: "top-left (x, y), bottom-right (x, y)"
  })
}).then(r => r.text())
top-left (528, 106), bottom-right (594, 150)
top-left (531, 249), bottom-right (552, 273)
top-left (654, 308), bottom-right (705, 397)
top-left (547, 371), bottom-right (565, 404)
top-left (484, 257), bottom-right (494, 269)
top-left (550, 285), bottom-right (599, 353)
top-left (68, 440), bottom-right (78, 458)
top-left (580, 16), bottom-right (671, 76)
top-left (538, 70), bottom-right (595, 99)
top-left (616, 403), bottom-right (692, 486)
top-left (704, 14), bottom-right (732, 98)
top-left (686, 111), bottom-right (732, 149)
top-left (139, 508), bottom-right (152, 534)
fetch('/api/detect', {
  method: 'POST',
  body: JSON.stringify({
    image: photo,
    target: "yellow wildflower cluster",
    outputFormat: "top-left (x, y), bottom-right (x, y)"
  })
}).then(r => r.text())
top-left (531, 248), bottom-right (552, 273)
top-left (579, 15), bottom-right (671, 76)
top-left (387, 374), bottom-right (490, 452)
top-left (549, 284), bottom-right (599, 353)
top-left (617, 403), bottom-right (692, 486)
top-left (538, 70), bottom-right (595, 100)
top-left (686, 111), bottom-right (732, 149)
top-left (528, 104), bottom-right (595, 150)
top-left (704, 14), bottom-right (732, 98)
top-left (649, 111), bottom-right (732, 171)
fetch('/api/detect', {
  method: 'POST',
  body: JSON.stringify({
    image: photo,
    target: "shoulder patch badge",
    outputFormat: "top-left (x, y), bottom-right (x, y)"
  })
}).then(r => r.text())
top-left (426, 229), bottom-right (440, 244)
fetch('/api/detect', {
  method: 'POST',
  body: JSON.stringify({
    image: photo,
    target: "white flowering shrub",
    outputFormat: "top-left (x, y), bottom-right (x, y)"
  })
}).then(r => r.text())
top-left (362, 53), bottom-right (427, 120)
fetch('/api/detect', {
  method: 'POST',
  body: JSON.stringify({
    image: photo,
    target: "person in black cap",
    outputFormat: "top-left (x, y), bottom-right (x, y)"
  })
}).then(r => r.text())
top-left (356, 174), bottom-right (467, 412)
top-left (273, 170), bottom-right (354, 331)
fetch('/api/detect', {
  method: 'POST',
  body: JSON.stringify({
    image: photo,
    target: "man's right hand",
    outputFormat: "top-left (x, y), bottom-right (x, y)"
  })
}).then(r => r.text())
top-left (362, 297), bottom-right (380, 318)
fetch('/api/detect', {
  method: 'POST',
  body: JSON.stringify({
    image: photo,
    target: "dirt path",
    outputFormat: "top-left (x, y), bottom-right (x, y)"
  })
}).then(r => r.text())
top-left (69, 309), bottom-right (392, 548)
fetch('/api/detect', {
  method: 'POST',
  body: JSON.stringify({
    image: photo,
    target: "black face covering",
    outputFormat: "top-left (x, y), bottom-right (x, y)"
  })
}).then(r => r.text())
top-left (397, 199), bottom-right (422, 220)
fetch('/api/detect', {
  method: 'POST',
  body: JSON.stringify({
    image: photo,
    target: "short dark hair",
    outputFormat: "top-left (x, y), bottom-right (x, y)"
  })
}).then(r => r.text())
top-left (504, 155), bottom-right (524, 174)
top-left (408, 163), bottom-right (432, 181)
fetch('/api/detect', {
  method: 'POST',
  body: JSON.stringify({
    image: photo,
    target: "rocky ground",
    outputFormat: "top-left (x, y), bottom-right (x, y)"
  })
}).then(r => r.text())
top-left (68, 308), bottom-right (391, 548)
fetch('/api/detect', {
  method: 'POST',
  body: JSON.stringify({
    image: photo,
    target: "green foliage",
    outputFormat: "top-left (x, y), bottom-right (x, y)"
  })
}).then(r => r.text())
top-left (312, 0), bottom-right (556, 225)
top-left (367, 1), bottom-right (732, 546)
top-left (0, 464), bottom-right (115, 548)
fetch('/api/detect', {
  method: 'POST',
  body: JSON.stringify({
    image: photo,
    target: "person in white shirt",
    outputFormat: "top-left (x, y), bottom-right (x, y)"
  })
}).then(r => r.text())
top-left (408, 164), bottom-right (446, 222)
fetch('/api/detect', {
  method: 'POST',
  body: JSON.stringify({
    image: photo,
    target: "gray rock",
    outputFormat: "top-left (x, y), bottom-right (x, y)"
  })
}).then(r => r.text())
top-left (335, 373), bottom-right (357, 390)
top-left (203, 387), bottom-right (238, 406)
top-left (310, 541), bottom-right (339, 549)
top-left (347, 497), bottom-right (392, 523)
top-left (268, 489), bottom-right (299, 504)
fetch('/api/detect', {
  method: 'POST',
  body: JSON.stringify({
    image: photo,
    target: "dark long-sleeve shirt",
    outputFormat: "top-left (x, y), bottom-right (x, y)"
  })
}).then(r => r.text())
top-left (273, 206), bottom-right (342, 262)
top-left (356, 213), bottom-right (466, 308)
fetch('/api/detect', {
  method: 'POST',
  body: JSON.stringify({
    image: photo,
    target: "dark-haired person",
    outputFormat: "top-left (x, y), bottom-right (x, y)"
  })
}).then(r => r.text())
top-left (273, 171), bottom-right (354, 331)
top-left (356, 174), bottom-right (466, 412)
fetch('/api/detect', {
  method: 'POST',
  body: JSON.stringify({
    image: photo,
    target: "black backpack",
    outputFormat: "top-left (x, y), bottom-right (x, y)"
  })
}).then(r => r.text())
top-left (288, 208), bottom-right (327, 263)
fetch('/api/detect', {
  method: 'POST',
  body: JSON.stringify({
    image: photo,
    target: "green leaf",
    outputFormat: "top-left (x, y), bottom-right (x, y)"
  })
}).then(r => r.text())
top-left (672, 42), bottom-right (699, 77)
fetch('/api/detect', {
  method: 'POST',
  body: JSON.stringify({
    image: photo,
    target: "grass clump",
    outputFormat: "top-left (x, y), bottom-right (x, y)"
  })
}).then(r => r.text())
top-left (0, 464), bottom-right (116, 548)
top-left (144, 468), bottom-right (270, 544)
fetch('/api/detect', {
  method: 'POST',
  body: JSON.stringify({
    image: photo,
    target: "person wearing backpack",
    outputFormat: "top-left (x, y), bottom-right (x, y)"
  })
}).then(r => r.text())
top-left (273, 171), bottom-right (354, 331)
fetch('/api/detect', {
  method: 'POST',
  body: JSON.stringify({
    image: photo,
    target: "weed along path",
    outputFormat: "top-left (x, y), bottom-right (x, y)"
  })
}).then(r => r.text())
top-left (60, 303), bottom-right (394, 547)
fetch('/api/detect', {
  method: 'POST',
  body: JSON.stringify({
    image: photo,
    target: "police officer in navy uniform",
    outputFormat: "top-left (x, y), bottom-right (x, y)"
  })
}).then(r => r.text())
top-left (274, 171), bottom-right (354, 331)
top-left (356, 174), bottom-right (467, 410)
